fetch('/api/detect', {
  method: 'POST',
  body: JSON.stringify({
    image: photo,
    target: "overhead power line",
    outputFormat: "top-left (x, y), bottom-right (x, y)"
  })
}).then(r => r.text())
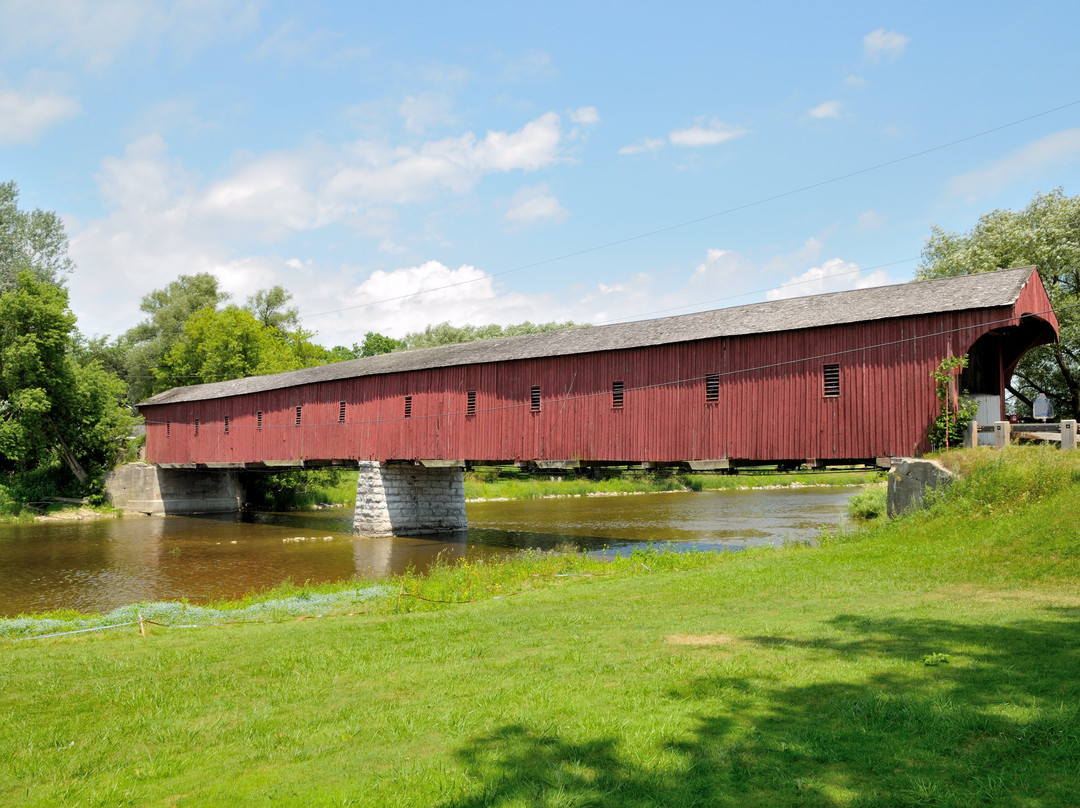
top-left (299, 99), bottom-right (1080, 322)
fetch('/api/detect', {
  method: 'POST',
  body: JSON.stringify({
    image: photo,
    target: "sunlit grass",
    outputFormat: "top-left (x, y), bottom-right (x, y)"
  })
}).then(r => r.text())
top-left (464, 466), bottom-right (883, 500)
top-left (3, 447), bottom-right (1079, 806)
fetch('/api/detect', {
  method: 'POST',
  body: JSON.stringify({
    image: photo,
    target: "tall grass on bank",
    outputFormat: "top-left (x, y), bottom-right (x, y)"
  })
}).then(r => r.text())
top-left (465, 466), bottom-right (882, 500)
top-left (1, 546), bottom-right (720, 640)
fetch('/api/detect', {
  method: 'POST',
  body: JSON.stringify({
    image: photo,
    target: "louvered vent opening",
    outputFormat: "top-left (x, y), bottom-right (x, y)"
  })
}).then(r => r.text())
top-left (339, 401), bottom-right (346, 423)
top-left (530, 385), bottom-right (541, 413)
top-left (166, 422), bottom-right (170, 438)
top-left (194, 419), bottom-right (200, 436)
top-left (256, 411), bottom-right (262, 430)
top-left (224, 415), bottom-right (230, 434)
top-left (705, 374), bottom-right (720, 402)
top-left (404, 396), bottom-right (412, 418)
top-left (612, 380), bottom-right (624, 409)
top-left (295, 406), bottom-right (302, 426)
top-left (823, 364), bottom-right (841, 398)
top-left (467, 390), bottom-right (477, 416)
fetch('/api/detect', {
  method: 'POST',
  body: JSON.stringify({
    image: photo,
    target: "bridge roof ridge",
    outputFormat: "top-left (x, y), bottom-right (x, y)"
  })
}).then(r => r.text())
top-left (139, 265), bottom-right (1040, 407)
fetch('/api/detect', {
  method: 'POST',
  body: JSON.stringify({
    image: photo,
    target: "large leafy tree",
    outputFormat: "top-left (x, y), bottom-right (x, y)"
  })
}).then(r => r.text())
top-left (917, 188), bottom-right (1080, 418)
top-left (155, 306), bottom-right (306, 389)
top-left (245, 285), bottom-right (300, 332)
top-left (119, 273), bottom-right (228, 401)
top-left (0, 272), bottom-right (135, 495)
top-left (0, 180), bottom-right (74, 292)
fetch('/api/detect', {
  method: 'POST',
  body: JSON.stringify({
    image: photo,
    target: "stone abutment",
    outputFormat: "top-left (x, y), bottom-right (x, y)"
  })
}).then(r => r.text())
top-left (352, 461), bottom-right (467, 537)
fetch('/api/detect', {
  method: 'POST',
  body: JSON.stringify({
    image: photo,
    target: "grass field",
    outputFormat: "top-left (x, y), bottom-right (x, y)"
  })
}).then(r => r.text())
top-left (2, 447), bottom-right (1078, 806)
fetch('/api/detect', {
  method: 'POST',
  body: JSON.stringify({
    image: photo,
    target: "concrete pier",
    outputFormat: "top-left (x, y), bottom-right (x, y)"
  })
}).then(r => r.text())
top-left (352, 461), bottom-right (467, 537)
top-left (104, 462), bottom-right (243, 515)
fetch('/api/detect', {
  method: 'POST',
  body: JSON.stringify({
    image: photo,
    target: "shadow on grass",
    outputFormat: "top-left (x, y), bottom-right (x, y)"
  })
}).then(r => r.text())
top-left (438, 609), bottom-right (1080, 807)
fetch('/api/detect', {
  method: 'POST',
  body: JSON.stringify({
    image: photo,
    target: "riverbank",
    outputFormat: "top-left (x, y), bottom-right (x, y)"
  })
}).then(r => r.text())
top-left (4, 447), bottom-right (1078, 805)
top-left (252, 466), bottom-right (884, 509)
top-left (463, 467), bottom-right (883, 501)
top-left (0, 502), bottom-right (121, 524)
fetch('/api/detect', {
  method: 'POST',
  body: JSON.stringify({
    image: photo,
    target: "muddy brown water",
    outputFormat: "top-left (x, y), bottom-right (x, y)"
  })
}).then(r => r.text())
top-left (0, 488), bottom-right (854, 616)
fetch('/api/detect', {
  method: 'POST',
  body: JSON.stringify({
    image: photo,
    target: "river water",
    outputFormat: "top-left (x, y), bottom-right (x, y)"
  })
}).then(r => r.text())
top-left (0, 488), bottom-right (854, 617)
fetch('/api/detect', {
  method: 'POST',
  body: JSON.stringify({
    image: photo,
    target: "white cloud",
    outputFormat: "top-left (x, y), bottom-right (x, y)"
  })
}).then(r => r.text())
top-left (0, 0), bottom-right (260, 70)
top-left (195, 111), bottom-right (565, 237)
top-left (318, 260), bottom-right (554, 340)
top-left (398, 92), bottom-right (458, 134)
top-left (766, 258), bottom-right (892, 300)
top-left (669, 120), bottom-right (746, 147)
top-left (502, 185), bottom-right (568, 228)
top-left (502, 49), bottom-right (557, 82)
top-left (65, 113), bottom-right (570, 340)
top-left (0, 86), bottom-right (80, 143)
top-left (845, 75), bottom-right (867, 88)
top-left (863, 29), bottom-right (909, 63)
top-left (618, 137), bottom-right (664, 156)
top-left (568, 106), bottom-right (600, 125)
top-left (946, 128), bottom-right (1080, 202)
top-left (808, 100), bottom-right (843, 119)
top-left (855, 210), bottom-right (885, 231)
top-left (251, 21), bottom-right (369, 66)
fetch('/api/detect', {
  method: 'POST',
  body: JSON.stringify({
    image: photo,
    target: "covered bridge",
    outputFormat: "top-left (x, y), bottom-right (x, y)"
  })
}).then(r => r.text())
top-left (132, 265), bottom-right (1058, 535)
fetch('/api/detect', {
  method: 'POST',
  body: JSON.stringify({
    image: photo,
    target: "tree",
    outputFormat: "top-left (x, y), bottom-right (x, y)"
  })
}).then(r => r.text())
top-left (0, 272), bottom-right (135, 497)
top-left (119, 273), bottom-right (228, 401)
top-left (359, 331), bottom-right (402, 356)
top-left (245, 285), bottom-right (300, 332)
top-left (155, 306), bottom-right (305, 389)
top-left (917, 188), bottom-right (1080, 418)
top-left (0, 180), bottom-right (74, 293)
top-left (399, 320), bottom-right (582, 350)
top-left (327, 332), bottom-right (403, 362)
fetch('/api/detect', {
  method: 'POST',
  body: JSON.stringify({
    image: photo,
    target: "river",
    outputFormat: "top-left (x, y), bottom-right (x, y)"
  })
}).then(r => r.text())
top-left (0, 487), bottom-right (854, 617)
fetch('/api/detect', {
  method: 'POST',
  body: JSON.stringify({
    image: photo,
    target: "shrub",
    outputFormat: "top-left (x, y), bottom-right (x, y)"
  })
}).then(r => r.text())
top-left (848, 486), bottom-right (887, 520)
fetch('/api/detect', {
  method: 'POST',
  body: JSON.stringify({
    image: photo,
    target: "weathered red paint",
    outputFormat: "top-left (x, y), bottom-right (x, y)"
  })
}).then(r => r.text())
top-left (141, 277), bottom-right (1058, 467)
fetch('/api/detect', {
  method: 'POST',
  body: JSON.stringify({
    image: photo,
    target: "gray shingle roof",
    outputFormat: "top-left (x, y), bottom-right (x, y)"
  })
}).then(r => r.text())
top-left (139, 265), bottom-right (1040, 407)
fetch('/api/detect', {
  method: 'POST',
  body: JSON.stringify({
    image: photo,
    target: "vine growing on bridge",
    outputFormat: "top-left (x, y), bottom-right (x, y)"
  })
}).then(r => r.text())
top-left (927, 354), bottom-right (978, 450)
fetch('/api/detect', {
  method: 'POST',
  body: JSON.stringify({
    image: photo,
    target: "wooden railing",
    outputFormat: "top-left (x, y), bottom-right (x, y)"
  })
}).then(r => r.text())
top-left (963, 420), bottom-right (1078, 449)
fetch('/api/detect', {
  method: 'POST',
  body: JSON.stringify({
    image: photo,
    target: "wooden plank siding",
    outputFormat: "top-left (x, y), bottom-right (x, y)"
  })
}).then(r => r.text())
top-left (141, 294), bottom-right (1058, 467)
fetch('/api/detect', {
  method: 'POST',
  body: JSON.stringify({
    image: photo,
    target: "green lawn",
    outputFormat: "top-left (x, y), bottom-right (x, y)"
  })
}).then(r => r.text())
top-left (3, 447), bottom-right (1079, 806)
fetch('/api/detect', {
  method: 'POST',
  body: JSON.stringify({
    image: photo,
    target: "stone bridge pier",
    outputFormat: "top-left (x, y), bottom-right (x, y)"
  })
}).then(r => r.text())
top-left (352, 461), bottom-right (467, 537)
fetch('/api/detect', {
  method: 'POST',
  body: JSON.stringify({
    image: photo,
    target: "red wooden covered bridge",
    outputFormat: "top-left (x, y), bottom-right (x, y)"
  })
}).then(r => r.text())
top-left (132, 265), bottom-right (1057, 535)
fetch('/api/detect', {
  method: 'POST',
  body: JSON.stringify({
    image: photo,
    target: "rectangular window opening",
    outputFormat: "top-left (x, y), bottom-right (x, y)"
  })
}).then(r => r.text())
top-left (295, 406), bottom-right (302, 427)
top-left (823, 364), bottom-right (841, 398)
top-left (339, 400), bottom-right (346, 423)
top-left (404, 395), bottom-right (412, 419)
top-left (194, 418), bottom-right (200, 436)
top-left (224, 415), bottom-right (230, 434)
top-left (256, 411), bottom-right (263, 430)
top-left (705, 374), bottom-right (720, 402)
top-left (612, 380), bottom-right (624, 409)
top-left (530, 385), bottom-right (541, 413)
top-left (467, 390), bottom-right (477, 416)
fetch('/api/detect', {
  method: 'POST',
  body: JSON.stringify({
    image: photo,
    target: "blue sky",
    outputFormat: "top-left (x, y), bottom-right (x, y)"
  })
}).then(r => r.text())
top-left (3, 1), bottom-right (1080, 349)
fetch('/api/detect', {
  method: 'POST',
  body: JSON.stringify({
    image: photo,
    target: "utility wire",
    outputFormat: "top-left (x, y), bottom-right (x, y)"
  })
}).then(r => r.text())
top-left (299, 99), bottom-right (1080, 321)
